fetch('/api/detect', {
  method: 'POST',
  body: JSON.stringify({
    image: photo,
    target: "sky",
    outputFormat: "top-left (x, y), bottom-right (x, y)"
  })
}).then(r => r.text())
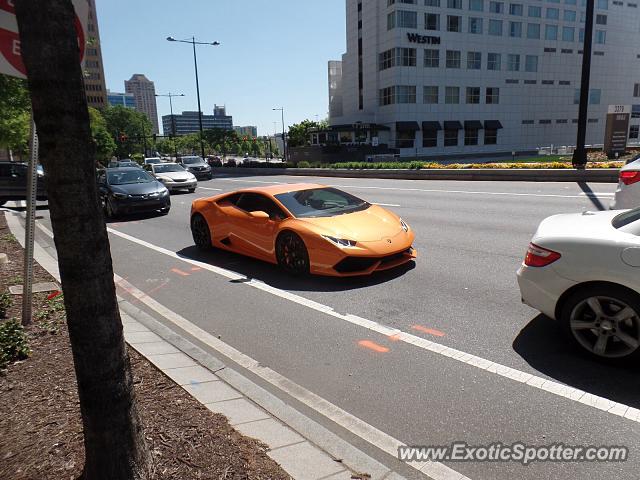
top-left (96, 0), bottom-right (346, 136)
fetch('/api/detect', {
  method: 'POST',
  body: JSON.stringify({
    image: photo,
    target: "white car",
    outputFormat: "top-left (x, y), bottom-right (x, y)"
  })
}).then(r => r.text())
top-left (147, 163), bottom-right (197, 193)
top-left (611, 157), bottom-right (640, 210)
top-left (517, 208), bottom-right (640, 361)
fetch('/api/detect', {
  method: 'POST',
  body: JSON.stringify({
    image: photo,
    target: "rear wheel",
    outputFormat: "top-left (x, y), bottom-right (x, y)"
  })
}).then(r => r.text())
top-left (191, 214), bottom-right (211, 250)
top-left (276, 231), bottom-right (310, 276)
top-left (560, 285), bottom-right (640, 362)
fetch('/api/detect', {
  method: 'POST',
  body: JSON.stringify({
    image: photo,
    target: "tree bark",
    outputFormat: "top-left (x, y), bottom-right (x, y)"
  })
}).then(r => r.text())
top-left (14, 1), bottom-right (151, 479)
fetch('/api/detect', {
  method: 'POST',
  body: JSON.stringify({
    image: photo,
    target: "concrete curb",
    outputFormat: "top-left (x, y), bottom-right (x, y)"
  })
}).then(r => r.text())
top-left (213, 167), bottom-right (619, 183)
top-left (5, 211), bottom-right (420, 480)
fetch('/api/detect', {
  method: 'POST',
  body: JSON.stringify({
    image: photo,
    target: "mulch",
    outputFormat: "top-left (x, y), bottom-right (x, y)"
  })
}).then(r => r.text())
top-left (0, 212), bottom-right (291, 480)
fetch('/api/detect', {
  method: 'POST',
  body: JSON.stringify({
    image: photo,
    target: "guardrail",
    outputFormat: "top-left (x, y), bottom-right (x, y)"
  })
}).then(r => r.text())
top-left (212, 167), bottom-right (620, 183)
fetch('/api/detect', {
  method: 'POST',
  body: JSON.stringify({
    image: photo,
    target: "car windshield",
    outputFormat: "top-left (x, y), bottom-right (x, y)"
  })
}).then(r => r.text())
top-left (275, 187), bottom-right (370, 218)
top-left (154, 164), bottom-right (185, 173)
top-left (145, 158), bottom-right (162, 164)
top-left (182, 157), bottom-right (204, 165)
top-left (107, 170), bottom-right (155, 185)
top-left (612, 207), bottom-right (640, 234)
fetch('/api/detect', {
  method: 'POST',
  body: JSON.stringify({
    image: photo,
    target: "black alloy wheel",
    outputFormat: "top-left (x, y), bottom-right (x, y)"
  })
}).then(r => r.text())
top-left (276, 231), bottom-right (310, 276)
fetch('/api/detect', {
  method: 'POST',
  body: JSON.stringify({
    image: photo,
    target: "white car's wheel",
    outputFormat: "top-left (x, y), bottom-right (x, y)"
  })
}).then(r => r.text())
top-left (560, 286), bottom-right (640, 362)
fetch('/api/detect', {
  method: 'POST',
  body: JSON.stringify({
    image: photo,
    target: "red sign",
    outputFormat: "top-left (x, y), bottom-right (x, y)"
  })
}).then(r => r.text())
top-left (0, 0), bottom-right (88, 79)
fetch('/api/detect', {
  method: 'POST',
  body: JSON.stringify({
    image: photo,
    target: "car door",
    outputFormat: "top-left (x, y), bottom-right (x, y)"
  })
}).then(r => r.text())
top-left (8, 164), bottom-right (28, 198)
top-left (223, 193), bottom-right (286, 259)
top-left (0, 164), bottom-right (12, 200)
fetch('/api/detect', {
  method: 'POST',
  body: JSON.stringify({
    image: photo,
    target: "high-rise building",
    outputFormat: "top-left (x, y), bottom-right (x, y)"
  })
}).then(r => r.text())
top-left (326, 0), bottom-right (640, 157)
top-left (234, 126), bottom-right (258, 138)
top-left (162, 109), bottom-right (234, 136)
top-left (84, 0), bottom-right (107, 108)
top-left (125, 74), bottom-right (159, 134)
top-left (107, 90), bottom-right (136, 108)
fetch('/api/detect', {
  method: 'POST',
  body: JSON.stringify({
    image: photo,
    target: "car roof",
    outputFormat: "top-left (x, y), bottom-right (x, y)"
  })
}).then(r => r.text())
top-left (105, 167), bottom-right (145, 172)
top-left (236, 183), bottom-right (328, 196)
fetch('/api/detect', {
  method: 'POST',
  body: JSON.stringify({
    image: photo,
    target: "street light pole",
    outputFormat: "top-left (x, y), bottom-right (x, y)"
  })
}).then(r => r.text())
top-left (273, 107), bottom-right (287, 162)
top-left (156, 92), bottom-right (185, 160)
top-left (167, 36), bottom-right (220, 160)
top-left (572, 0), bottom-right (595, 168)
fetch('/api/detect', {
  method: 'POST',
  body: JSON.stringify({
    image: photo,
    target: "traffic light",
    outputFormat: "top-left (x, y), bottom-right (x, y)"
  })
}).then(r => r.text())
top-left (119, 133), bottom-right (128, 143)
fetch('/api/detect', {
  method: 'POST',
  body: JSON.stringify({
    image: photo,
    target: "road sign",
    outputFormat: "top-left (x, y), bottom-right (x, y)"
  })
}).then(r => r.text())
top-left (604, 105), bottom-right (631, 159)
top-left (0, 0), bottom-right (89, 79)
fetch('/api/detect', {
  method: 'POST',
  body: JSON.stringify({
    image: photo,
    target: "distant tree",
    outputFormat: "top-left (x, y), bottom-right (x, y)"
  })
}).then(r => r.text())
top-left (102, 105), bottom-right (153, 158)
top-left (0, 74), bottom-right (31, 159)
top-left (175, 133), bottom-right (202, 155)
top-left (155, 137), bottom-right (176, 156)
top-left (88, 107), bottom-right (116, 165)
top-left (288, 119), bottom-right (321, 148)
top-left (15, 1), bottom-right (151, 479)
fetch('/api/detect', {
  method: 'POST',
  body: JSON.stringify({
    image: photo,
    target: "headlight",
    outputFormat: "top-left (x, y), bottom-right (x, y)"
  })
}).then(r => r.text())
top-left (188, 174), bottom-right (197, 181)
top-left (112, 192), bottom-right (128, 199)
top-left (323, 235), bottom-right (357, 247)
top-left (157, 177), bottom-right (169, 183)
top-left (159, 188), bottom-right (169, 196)
top-left (400, 219), bottom-right (409, 232)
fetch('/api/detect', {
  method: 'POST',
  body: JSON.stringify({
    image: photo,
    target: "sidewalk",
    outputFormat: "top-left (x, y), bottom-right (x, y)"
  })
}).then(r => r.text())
top-left (5, 210), bottom-right (420, 480)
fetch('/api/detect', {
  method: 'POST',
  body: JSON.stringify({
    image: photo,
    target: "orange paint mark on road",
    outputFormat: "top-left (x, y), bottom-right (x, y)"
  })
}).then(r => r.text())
top-left (358, 340), bottom-right (390, 353)
top-left (387, 334), bottom-right (402, 342)
top-left (171, 268), bottom-right (191, 277)
top-left (411, 325), bottom-right (445, 337)
top-left (190, 267), bottom-right (202, 271)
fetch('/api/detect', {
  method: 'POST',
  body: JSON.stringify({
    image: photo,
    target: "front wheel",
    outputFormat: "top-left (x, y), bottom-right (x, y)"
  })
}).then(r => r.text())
top-left (560, 286), bottom-right (640, 362)
top-left (188, 188), bottom-right (196, 193)
top-left (276, 231), bottom-right (310, 276)
top-left (191, 214), bottom-right (212, 250)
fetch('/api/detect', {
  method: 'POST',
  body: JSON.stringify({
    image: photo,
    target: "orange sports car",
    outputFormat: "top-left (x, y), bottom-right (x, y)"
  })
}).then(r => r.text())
top-left (190, 183), bottom-right (417, 276)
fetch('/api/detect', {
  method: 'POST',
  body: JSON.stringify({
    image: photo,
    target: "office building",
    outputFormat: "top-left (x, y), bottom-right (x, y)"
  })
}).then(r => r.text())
top-left (162, 107), bottom-right (234, 136)
top-left (125, 74), bottom-right (159, 134)
top-left (107, 90), bottom-right (136, 108)
top-left (84, 0), bottom-right (107, 108)
top-left (234, 126), bottom-right (258, 138)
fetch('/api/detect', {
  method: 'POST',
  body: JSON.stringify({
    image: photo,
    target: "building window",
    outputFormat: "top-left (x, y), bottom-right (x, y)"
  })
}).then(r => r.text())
top-left (446, 50), bottom-right (461, 68)
top-left (487, 52), bottom-right (501, 70)
top-left (542, 79), bottom-right (554, 84)
top-left (380, 86), bottom-right (395, 105)
top-left (379, 49), bottom-right (395, 70)
top-left (564, 9), bottom-right (576, 21)
top-left (448, 0), bottom-right (463, 7)
top-left (464, 128), bottom-right (479, 145)
top-left (595, 30), bottom-right (606, 43)
top-left (589, 89), bottom-right (601, 104)
top-left (469, 0), bottom-right (484, 10)
top-left (527, 23), bottom-right (541, 38)
top-left (426, 13), bottom-right (440, 30)
top-left (510, 21), bottom-right (522, 36)
top-left (467, 51), bottom-right (482, 69)
top-left (528, 5), bottom-right (542, 16)
top-left (545, 24), bottom-right (558, 40)
top-left (396, 130), bottom-right (416, 148)
top-left (634, 83), bottom-right (640, 97)
top-left (445, 86), bottom-right (460, 103)
top-left (562, 26), bottom-right (575, 41)
top-left (522, 120), bottom-right (535, 124)
top-left (426, 0), bottom-right (441, 5)
top-left (399, 47), bottom-right (417, 66)
top-left (397, 85), bottom-right (417, 103)
top-left (468, 17), bottom-right (484, 33)
top-left (388, 10), bottom-right (418, 29)
top-left (525, 55), bottom-right (538, 72)
top-left (588, 118), bottom-right (599, 123)
top-left (630, 125), bottom-right (639, 139)
top-left (489, 19), bottom-right (503, 35)
top-left (556, 119), bottom-right (568, 123)
top-left (387, 12), bottom-right (396, 29)
top-left (539, 119), bottom-right (552, 124)
top-left (444, 128), bottom-right (459, 146)
top-left (447, 15), bottom-right (462, 31)
top-left (424, 86), bottom-right (439, 103)
top-left (597, 0), bottom-right (608, 8)
top-left (486, 87), bottom-right (500, 104)
top-left (566, 0), bottom-right (577, 4)
top-left (596, 14), bottom-right (607, 24)
top-left (546, 7), bottom-right (560, 18)
top-left (425, 49), bottom-right (440, 67)
top-left (579, 28), bottom-right (584, 41)
top-left (507, 53), bottom-right (520, 71)
top-left (573, 88), bottom-right (581, 104)
top-left (466, 87), bottom-right (481, 103)
top-left (505, 79), bottom-right (519, 83)
top-left (484, 129), bottom-right (498, 144)
top-left (489, 1), bottom-right (504, 12)
top-left (423, 130), bottom-right (438, 147)
top-left (509, 3), bottom-right (523, 14)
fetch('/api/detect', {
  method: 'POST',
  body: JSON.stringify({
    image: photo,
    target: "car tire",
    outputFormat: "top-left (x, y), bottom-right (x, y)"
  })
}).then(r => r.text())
top-left (191, 213), bottom-right (212, 250)
top-left (559, 285), bottom-right (640, 363)
top-left (159, 207), bottom-right (170, 215)
top-left (188, 188), bottom-right (196, 193)
top-left (276, 231), bottom-right (310, 276)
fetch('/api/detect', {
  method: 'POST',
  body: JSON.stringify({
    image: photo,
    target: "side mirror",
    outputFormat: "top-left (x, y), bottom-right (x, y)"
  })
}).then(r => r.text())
top-left (249, 211), bottom-right (270, 221)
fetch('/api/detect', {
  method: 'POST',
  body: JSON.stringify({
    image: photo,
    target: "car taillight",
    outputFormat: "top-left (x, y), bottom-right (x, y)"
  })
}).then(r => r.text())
top-left (620, 170), bottom-right (640, 186)
top-left (524, 243), bottom-right (561, 267)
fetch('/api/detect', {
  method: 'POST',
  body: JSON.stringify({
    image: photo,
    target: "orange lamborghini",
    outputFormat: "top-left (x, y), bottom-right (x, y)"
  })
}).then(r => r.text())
top-left (190, 183), bottom-right (417, 276)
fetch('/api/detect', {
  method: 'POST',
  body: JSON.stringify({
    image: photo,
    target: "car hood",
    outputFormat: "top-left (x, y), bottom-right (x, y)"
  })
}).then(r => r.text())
top-left (534, 210), bottom-right (622, 243)
top-left (184, 163), bottom-right (209, 168)
top-left (111, 182), bottom-right (163, 195)
top-left (298, 205), bottom-right (404, 241)
top-left (156, 171), bottom-right (193, 181)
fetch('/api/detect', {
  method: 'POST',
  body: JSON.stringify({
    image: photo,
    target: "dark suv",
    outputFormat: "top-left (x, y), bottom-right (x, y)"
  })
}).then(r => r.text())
top-left (179, 156), bottom-right (213, 180)
top-left (0, 162), bottom-right (47, 206)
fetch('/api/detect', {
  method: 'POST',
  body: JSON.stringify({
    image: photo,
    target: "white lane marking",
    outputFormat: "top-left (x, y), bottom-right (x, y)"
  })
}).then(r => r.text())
top-left (114, 275), bottom-right (468, 480)
top-left (373, 203), bottom-right (401, 207)
top-left (198, 187), bottom-right (223, 191)
top-left (218, 179), bottom-right (614, 200)
top-left (106, 227), bottom-right (640, 425)
top-left (579, 192), bottom-right (615, 197)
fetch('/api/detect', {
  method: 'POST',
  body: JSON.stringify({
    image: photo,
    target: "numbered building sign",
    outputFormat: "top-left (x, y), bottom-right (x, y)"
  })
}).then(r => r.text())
top-left (604, 105), bottom-right (631, 159)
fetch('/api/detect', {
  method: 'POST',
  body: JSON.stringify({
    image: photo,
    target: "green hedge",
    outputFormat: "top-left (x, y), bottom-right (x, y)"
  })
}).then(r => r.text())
top-left (0, 319), bottom-right (30, 369)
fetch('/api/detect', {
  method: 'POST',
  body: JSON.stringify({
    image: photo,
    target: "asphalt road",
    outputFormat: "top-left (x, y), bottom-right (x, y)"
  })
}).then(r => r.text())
top-left (20, 174), bottom-right (640, 480)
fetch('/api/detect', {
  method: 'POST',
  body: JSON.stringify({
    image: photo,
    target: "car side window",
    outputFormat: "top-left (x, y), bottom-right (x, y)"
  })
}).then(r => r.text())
top-left (236, 193), bottom-right (287, 220)
top-left (10, 165), bottom-right (27, 177)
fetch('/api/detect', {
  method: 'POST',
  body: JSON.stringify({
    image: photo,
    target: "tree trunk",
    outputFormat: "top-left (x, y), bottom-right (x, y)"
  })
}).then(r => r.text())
top-left (14, 2), bottom-right (151, 479)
